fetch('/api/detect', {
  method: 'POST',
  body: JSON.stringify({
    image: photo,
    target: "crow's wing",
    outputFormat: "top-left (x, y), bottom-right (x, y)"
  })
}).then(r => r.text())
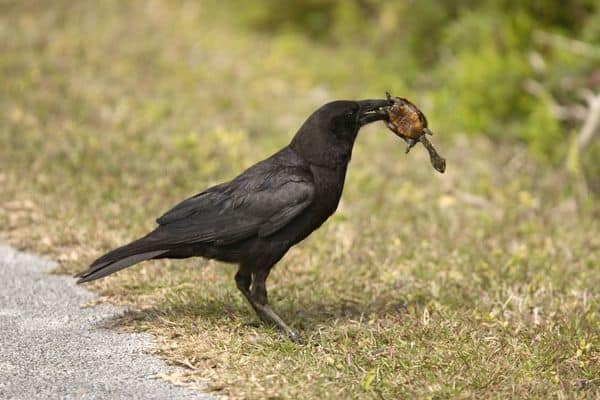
top-left (154, 167), bottom-right (315, 245)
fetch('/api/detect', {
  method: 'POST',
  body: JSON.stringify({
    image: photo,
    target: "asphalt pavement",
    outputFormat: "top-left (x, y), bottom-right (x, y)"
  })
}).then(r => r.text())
top-left (0, 243), bottom-right (215, 400)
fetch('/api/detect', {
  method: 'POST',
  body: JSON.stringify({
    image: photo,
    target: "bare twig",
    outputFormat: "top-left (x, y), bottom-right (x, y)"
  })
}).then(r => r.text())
top-left (523, 79), bottom-right (587, 121)
top-left (551, 104), bottom-right (588, 121)
top-left (577, 92), bottom-right (600, 150)
top-left (533, 31), bottom-right (600, 59)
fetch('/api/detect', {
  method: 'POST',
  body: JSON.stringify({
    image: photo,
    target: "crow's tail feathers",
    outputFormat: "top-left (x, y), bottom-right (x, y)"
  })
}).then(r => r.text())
top-left (75, 234), bottom-right (168, 284)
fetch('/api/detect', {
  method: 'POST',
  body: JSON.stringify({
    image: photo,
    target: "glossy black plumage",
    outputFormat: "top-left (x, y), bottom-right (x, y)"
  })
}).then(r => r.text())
top-left (76, 98), bottom-right (392, 342)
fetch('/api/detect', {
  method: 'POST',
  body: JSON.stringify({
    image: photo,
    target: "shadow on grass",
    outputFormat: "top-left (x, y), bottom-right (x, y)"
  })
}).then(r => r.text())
top-left (104, 289), bottom-right (432, 335)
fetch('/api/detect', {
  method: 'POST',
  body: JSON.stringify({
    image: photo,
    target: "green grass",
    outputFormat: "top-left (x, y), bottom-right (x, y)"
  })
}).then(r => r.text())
top-left (1, 2), bottom-right (599, 398)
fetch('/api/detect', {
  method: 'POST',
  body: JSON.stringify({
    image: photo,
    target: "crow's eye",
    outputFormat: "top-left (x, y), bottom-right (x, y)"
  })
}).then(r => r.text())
top-left (345, 110), bottom-right (355, 119)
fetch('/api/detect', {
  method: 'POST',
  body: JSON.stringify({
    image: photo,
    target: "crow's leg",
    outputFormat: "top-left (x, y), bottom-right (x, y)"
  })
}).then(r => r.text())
top-left (234, 267), bottom-right (303, 344)
top-left (234, 270), bottom-right (262, 320)
top-left (251, 268), bottom-right (304, 344)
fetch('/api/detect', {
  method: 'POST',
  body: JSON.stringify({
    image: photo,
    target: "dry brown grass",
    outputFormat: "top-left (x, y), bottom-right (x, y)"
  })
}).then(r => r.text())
top-left (1, 2), bottom-right (599, 398)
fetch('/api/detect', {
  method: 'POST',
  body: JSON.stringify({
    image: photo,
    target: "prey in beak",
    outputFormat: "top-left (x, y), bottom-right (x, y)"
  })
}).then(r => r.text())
top-left (356, 94), bottom-right (446, 173)
top-left (384, 92), bottom-right (432, 154)
top-left (358, 99), bottom-right (394, 126)
top-left (383, 92), bottom-right (446, 173)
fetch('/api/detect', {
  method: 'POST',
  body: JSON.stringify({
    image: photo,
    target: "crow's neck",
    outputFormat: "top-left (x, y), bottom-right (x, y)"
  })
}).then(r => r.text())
top-left (289, 126), bottom-right (357, 169)
top-left (290, 142), bottom-right (353, 170)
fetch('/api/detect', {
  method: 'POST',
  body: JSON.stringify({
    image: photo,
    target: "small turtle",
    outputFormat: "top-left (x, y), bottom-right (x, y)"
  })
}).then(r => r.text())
top-left (384, 92), bottom-right (446, 173)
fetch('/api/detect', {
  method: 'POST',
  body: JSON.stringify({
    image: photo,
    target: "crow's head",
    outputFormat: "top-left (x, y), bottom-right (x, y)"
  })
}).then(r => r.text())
top-left (290, 99), bottom-right (391, 167)
top-left (309, 99), bottom-right (393, 137)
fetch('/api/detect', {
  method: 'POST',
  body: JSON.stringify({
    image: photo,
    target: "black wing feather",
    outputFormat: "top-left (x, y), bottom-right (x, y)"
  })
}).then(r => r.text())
top-left (154, 167), bottom-right (314, 246)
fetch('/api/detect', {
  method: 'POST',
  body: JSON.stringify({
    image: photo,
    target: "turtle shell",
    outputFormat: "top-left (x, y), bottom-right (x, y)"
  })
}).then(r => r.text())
top-left (385, 97), bottom-right (428, 140)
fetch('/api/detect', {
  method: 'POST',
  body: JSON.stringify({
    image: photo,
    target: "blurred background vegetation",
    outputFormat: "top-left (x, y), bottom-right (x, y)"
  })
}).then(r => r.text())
top-left (230, 0), bottom-right (600, 188)
top-left (3, 0), bottom-right (599, 191)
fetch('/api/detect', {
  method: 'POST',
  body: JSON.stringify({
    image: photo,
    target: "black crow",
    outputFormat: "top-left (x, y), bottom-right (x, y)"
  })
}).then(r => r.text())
top-left (76, 98), bottom-right (393, 342)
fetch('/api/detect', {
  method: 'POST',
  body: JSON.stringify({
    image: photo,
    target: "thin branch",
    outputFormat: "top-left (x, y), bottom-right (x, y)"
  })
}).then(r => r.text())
top-left (533, 31), bottom-right (600, 59)
top-left (523, 79), bottom-right (587, 121)
top-left (577, 92), bottom-right (600, 150)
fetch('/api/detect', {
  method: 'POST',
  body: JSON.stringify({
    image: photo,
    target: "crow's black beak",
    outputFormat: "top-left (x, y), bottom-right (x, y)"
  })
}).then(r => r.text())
top-left (358, 99), bottom-right (393, 126)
